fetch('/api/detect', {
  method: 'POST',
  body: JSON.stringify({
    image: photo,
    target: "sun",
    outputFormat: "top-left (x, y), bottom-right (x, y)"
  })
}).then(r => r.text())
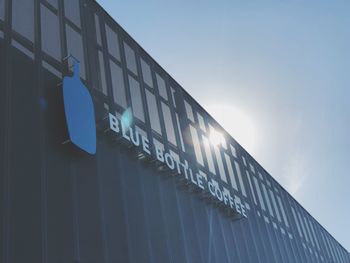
top-left (206, 104), bottom-right (256, 153)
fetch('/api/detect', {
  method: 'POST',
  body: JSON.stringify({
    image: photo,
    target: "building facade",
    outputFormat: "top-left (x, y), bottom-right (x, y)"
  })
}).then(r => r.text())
top-left (0, 0), bottom-right (349, 262)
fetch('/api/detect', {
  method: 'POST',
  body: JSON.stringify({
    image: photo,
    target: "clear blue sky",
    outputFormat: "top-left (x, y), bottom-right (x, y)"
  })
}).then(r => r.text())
top-left (97, 0), bottom-right (350, 250)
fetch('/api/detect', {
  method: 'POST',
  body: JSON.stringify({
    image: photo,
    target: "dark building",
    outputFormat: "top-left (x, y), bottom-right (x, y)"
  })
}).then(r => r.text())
top-left (0, 0), bottom-right (349, 262)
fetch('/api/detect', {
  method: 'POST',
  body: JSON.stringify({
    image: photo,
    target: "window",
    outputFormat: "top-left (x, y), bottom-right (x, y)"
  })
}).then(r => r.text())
top-left (230, 144), bottom-right (237, 158)
top-left (214, 146), bottom-right (227, 183)
top-left (105, 24), bottom-right (120, 60)
top-left (242, 156), bottom-right (247, 166)
top-left (41, 4), bottom-right (61, 60)
top-left (170, 87), bottom-right (177, 108)
top-left (197, 113), bottom-right (206, 131)
top-left (128, 76), bottom-right (144, 122)
top-left (145, 90), bottom-right (161, 134)
top-left (156, 74), bottom-right (168, 100)
top-left (94, 14), bottom-right (102, 46)
top-left (161, 102), bottom-right (177, 146)
top-left (291, 207), bottom-right (303, 237)
top-left (184, 101), bottom-right (195, 122)
top-left (189, 125), bottom-right (204, 166)
top-left (66, 25), bottom-right (85, 78)
top-left (234, 161), bottom-right (246, 196)
top-left (97, 51), bottom-right (107, 95)
top-left (224, 153), bottom-right (238, 190)
top-left (246, 172), bottom-right (257, 204)
top-left (277, 196), bottom-right (289, 227)
top-left (253, 176), bottom-right (266, 211)
top-left (262, 183), bottom-right (274, 217)
top-left (110, 61), bottom-right (127, 108)
top-left (124, 42), bottom-right (137, 75)
top-left (141, 58), bottom-right (153, 87)
top-left (64, 0), bottom-right (80, 27)
top-left (269, 189), bottom-right (281, 222)
top-left (303, 216), bottom-right (315, 247)
top-left (175, 114), bottom-right (185, 152)
top-left (202, 136), bottom-right (216, 174)
top-left (12, 0), bottom-right (34, 42)
top-left (297, 211), bottom-right (309, 243)
top-left (249, 163), bottom-right (255, 174)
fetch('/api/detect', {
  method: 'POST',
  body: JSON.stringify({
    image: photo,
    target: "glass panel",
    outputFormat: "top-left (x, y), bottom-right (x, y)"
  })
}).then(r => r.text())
top-left (230, 144), bottom-right (237, 158)
top-left (197, 113), bottom-right (206, 132)
top-left (161, 102), bottom-right (177, 146)
top-left (124, 42), bottom-right (137, 75)
top-left (303, 216), bottom-right (315, 247)
top-left (297, 211), bottom-right (309, 242)
top-left (0, 0), bottom-right (4, 20)
top-left (64, 0), bottom-right (80, 27)
top-left (94, 14), bottom-right (102, 46)
top-left (41, 4), bottom-right (61, 60)
top-left (128, 76), bottom-right (144, 122)
top-left (291, 207), bottom-right (303, 237)
top-left (246, 172), bottom-right (257, 204)
top-left (170, 87), bottom-right (177, 108)
top-left (214, 146), bottom-right (227, 183)
top-left (156, 73), bottom-right (168, 100)
top-left (262, 183), bottom-right (274, 217)
top-left (110, 60), bottom-right (127, 108)
top-left (202, 136), bottom-right (216, 174)
top-left (66, 25), bottom-right (85, 78)
top-left (249, 163), bottom-right (255, 174)
top-left (12, 0), bottom-right (34, 42)
top-left (46, 0), bottom-right (58, 9)
top-left (309, 220), bottom-right (320, 249)
top-left (141, 58), bottom-right (153, 87)
top-left (105, 24), bottom-right (120, 60)
top-left (145, 90), bottom-right (162, 134)
top-left (234, 161), bottom-right (247, 196)
top-left (98, 51), bottom-right (107, 95)
top-left (175, 114), bottom-right (185, 152)
top-left (253, 176), bottom-right (266, 211)
top-left (189, 125), bottom-right (204, 166)
top-left (184, 100), bottom-right (195, 122)
top-left (270, 189), bottom-right (281, 222)
top-left (224, 153), bottom-right (238, 190)
top-left (277, 196), bottom-right (289, 227)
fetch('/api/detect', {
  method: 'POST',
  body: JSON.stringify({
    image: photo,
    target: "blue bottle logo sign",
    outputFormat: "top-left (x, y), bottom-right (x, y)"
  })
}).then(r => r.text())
top-left (63, 61), bottom-right (96, 155)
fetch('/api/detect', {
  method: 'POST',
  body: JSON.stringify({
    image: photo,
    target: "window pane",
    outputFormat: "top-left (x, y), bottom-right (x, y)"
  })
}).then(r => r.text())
top-left (170, 87), bottom-right (177, 108)
top-left (124, 42), bottom-right (137, 75)
top-left (277, 196), bottom-right (289, 227)
top-left (175, 114), bottom-right (185, 152)
top-left (12, 0), bottom-right (34, 41)
top-left (41, 4), bottom-right (61, 60)
top-left (141, 58), bottom-right (153, 87)
top-left (128, 76), bottom-right (144, 122)
top-left (110, 61), bottom-right (126, 108)
top-left (224, 153), bottom-right (238, 190)
top-left (234, 161), bottom-right (247, 196)
top-left (269, 189), bottom-right (281, 222)
top-left (145, 89), bottom-right (161, 134)
top-left (0, 0), bottom-right (4, 20)
top-left (161, 102), bottom-right (177, 146)
top-left (230, 144), bottom-right (237, 158)
top-left (246, 173), bottom-right (257, 204)
top-left (197, 113), bottom-right (206, 132)
top-left (262, 183), bottom-right (274, 217)
top-left (189, 125), bottom-right (204, 166)
top-left (105, 24), bottom-right (120, 60)
top-left (202, 136), bottom-right (216, 174)
top-left (66, 25), bottom-right (85, 79)
top-left (184, 100), bottom-right (195, 122)
top-left (253, 176), bottom-right (266, 211)
top-left (98, 51), bottom-right (107, 95)
top-left (214, 146), bottom-right (227, 183)
top-left (94, 14), bottom-right (102, 46)
top-left (64, 0), bottom-right (80, 27)
top-left (291, 207), bottom-right (303, 237)
top-left (156, 74), bottom-right (168, 100)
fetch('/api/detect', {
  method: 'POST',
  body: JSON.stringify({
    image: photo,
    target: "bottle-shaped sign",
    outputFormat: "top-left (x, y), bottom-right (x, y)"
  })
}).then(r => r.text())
top-left (63, 61), bottom-right (96, 155)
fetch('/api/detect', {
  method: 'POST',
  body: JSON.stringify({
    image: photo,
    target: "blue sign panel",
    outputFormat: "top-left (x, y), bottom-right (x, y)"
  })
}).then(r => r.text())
top-left (63, 61), bottom-right (96, 155)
